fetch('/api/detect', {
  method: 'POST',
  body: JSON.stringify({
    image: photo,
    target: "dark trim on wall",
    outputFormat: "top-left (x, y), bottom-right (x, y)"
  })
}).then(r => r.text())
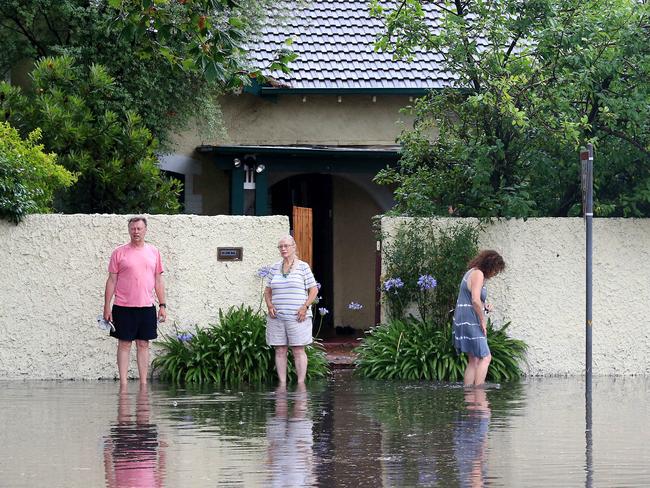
top-left (197, 144), bottom-right (400, 174)
top-left (230, 167), bottom-right (245, 215)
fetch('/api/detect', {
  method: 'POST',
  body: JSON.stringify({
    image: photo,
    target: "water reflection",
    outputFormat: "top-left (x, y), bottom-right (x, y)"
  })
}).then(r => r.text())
top-left (364, 382), bottom-right (496, 487)
top-left (585, 383), bottom-right (593, 488)
top-left (104, 385), bottom-right (166, 488)
top-left (266, 384), bottom-right (315, 487)
top-left (454, 388), bottom-right (491, 488)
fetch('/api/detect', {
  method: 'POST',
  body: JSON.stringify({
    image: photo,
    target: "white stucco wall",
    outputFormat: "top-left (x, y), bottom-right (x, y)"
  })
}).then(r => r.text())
top-left (381, 217), bottom-right (650, 376)
top-left (0, 214), bottom-right (289, 380)
top-left (2, 215), bottom-right (648, 378)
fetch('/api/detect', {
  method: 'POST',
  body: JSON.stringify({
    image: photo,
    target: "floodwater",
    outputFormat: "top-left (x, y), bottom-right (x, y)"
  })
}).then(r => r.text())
top-left (1, 373), bottom-right (649, 488)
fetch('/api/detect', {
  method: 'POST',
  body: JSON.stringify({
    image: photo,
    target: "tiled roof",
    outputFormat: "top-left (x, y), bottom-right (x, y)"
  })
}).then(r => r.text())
top-left (249, 1), bottom-right (458, 91)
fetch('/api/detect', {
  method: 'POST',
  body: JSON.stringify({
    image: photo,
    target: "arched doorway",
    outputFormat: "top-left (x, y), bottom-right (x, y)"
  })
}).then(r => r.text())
top-left (270, 174), bottom-right (334, 335)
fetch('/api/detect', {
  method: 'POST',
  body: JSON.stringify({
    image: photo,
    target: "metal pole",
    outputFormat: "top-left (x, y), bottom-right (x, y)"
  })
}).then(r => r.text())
top-left (581, 144), bottom-right (594, 488)
top-left (581, 144), bottom-right (594, 388)
top-left (375, 240), bottom-right (382, 325)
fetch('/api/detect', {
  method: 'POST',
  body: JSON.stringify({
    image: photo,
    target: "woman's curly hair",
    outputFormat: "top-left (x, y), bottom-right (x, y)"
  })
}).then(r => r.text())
top-left (467, 250), bottom-right (505, 279)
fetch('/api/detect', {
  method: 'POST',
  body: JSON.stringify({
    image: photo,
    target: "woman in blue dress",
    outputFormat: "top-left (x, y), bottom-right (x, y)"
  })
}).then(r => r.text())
top-left (453, 250), bottom-right (506, 386)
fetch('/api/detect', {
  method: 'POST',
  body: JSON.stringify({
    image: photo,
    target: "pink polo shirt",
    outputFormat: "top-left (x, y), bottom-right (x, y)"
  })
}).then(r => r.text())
top-left (108, 243), bottom-right (163, 307)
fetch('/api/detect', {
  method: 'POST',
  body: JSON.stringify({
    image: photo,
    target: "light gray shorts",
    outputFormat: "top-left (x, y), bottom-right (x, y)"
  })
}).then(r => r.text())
top-left (266, 315), bottom-right (313, 346)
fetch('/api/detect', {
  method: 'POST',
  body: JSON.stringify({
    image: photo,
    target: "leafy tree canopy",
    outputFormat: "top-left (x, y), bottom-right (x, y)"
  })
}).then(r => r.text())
top-left (372, 0), bottom-right (650, 217)
top-left (0, 121), bottom-right (76, 223)
top-left (107, 0), bottom-right (297, 83)
top-left (0, 55), bottom-right (181, 214)
top-left (0, 0), bottom-right (290, 146)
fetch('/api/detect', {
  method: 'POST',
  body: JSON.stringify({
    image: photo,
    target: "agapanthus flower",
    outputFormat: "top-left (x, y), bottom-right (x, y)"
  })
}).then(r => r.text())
top-left (417, 274), bottom-right (437, 291)
top-left (256, 265), bottom-right (272, 278)
top-left (316, 282), bottom-right (322, 290)
top-left (319, 307), bottom-right (329, 316)
top-left (384, 277), bottom-right (404, 292)
top-left (348, 302), bottom-right (363, 310)
top-left (177, 332), bottom-right (193, 342)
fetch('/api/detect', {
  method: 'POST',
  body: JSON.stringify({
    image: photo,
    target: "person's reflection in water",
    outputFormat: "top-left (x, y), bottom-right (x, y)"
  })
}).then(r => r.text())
top-left (454, 387), bottom-right (491, 488)
top-left (266, 383), bottom-right (315, 487)
top-left (104, 385), bottom-right (166, 488)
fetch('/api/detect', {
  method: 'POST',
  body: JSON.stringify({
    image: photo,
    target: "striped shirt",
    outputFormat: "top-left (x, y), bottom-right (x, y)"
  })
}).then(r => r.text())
top-left (266, 259), bottom-right (317, 318)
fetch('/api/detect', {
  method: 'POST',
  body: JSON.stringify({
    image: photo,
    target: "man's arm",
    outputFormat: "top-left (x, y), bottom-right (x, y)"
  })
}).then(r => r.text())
top-left (104, 273), bottom-right (118, 322)
top-left (155, 273), bottom-right (167, 322)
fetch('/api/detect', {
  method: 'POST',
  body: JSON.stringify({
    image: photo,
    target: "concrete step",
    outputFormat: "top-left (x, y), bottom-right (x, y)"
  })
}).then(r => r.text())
top-left (321, 338), bottom-right (360, 369)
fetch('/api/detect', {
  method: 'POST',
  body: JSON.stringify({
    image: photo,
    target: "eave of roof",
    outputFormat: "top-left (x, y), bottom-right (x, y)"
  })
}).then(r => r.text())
top-left (252, 86), bottom-right (433, 96)
top-left (197, 144), bottom-right (399, 157)
top-left (196, 144), bottom-right (401, 172)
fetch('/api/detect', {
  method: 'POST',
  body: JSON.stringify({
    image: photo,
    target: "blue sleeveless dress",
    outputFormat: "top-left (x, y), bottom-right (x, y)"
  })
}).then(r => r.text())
top-left (453, 269), bottom-right (490, 358)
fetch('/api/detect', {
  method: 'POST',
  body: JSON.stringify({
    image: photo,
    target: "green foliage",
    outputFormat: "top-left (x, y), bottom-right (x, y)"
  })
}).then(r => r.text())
top-left (382, 219), bottom-right (479, 324)
top-left (487, 321), bottom-right (529, 382)
top-left (0, 56), bottom-right (181, 213)
top-left (107, 0), bottom-right (295, 84)
top-left (372, 0), bottom-right (650, 217)
top-left (355, 317), bottom-right (527, 382)
top-left (0, 122), bottom-right (75, 223)
top-left (355, 317), bottom-right (464, 381)
top-left (0, 0), bottom-right (279, 146)
top-left (153, 305), bottom-right (329, 385)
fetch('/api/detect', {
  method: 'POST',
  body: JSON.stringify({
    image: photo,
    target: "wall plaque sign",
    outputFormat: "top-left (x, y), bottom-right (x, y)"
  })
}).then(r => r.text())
top-left (217, 247), bottom-right (243, 261)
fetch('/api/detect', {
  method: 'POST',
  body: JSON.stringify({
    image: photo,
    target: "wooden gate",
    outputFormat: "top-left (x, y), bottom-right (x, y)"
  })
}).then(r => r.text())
top-left (292, 206), bottom-right (313, 268)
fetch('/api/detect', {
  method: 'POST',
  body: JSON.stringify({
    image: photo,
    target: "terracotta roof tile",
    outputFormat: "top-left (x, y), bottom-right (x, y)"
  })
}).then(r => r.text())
top-left (249, 0), bottom-right (458, 90)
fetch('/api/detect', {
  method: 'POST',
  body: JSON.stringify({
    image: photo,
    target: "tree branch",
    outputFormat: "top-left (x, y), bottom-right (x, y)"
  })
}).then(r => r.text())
top-left (502, 32), bottom-right (521, 66)
top-left (41, 8), bottom-right (64, 45)
top-left (428, 1), bottom-right (461, 17)
top-left (598, 126), bottom-right (650, 156)
top-left (453, 0), bottom-right (481, 92)
top-left (3, 12), bottom-right (49, 58)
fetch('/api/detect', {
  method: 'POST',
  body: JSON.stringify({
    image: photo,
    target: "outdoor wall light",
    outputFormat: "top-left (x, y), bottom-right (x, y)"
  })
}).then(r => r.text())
top-left (233, 158), bottom-right (242, 168)
top-left (255, 164), bottom-right (266, 174)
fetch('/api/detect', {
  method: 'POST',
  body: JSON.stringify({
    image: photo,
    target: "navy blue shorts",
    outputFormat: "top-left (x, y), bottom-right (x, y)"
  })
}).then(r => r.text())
top-left (110, 305), bottom-right (157, 341)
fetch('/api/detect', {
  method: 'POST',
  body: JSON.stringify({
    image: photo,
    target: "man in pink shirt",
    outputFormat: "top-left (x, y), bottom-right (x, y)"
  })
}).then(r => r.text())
top-left (104, 217), bottom-right (167, 385)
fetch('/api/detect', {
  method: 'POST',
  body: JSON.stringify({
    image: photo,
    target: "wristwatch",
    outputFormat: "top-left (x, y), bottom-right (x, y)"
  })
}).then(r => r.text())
top-left (159, 303), bottom-right (167, 308)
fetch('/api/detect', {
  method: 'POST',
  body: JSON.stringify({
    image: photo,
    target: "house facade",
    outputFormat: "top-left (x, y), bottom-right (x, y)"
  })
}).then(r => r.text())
top-left (162, 1), bottom-right (447, 334)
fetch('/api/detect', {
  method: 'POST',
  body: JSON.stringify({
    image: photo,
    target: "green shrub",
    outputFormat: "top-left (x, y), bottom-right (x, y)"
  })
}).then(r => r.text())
top-left (381, 219), bottom-right (479, 324)
top-left (153, 305), bottom-right (329, 385)
top-left (0, 122), bottom-right (76, 223)
top-left (355, 317), bottom-right (527, 382)
top-left (0, 56), bottom-right (181, 214)
top-left (487, 321), bottom-right (529, 382)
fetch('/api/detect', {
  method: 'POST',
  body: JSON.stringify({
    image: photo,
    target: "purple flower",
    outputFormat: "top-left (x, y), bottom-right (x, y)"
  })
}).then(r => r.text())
top-left (318, 307), bottom-right (329, 316)
top-left (177, 332), bottom-right (193, 342)
top-left (348, 302), bottom-right (363, 311)
top-left (316, 282), bottom-right (322, 290)
top-left (384, 277), bottom-right (404, 292)
top-left (417, 274), bottom-right (437, 291)
top-left (256, 265), bottom-right (272, 278)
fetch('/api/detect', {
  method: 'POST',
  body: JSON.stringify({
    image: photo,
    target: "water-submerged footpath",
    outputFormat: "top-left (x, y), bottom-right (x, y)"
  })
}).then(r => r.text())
top-left (1, 373), bottom-right (650, 487)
